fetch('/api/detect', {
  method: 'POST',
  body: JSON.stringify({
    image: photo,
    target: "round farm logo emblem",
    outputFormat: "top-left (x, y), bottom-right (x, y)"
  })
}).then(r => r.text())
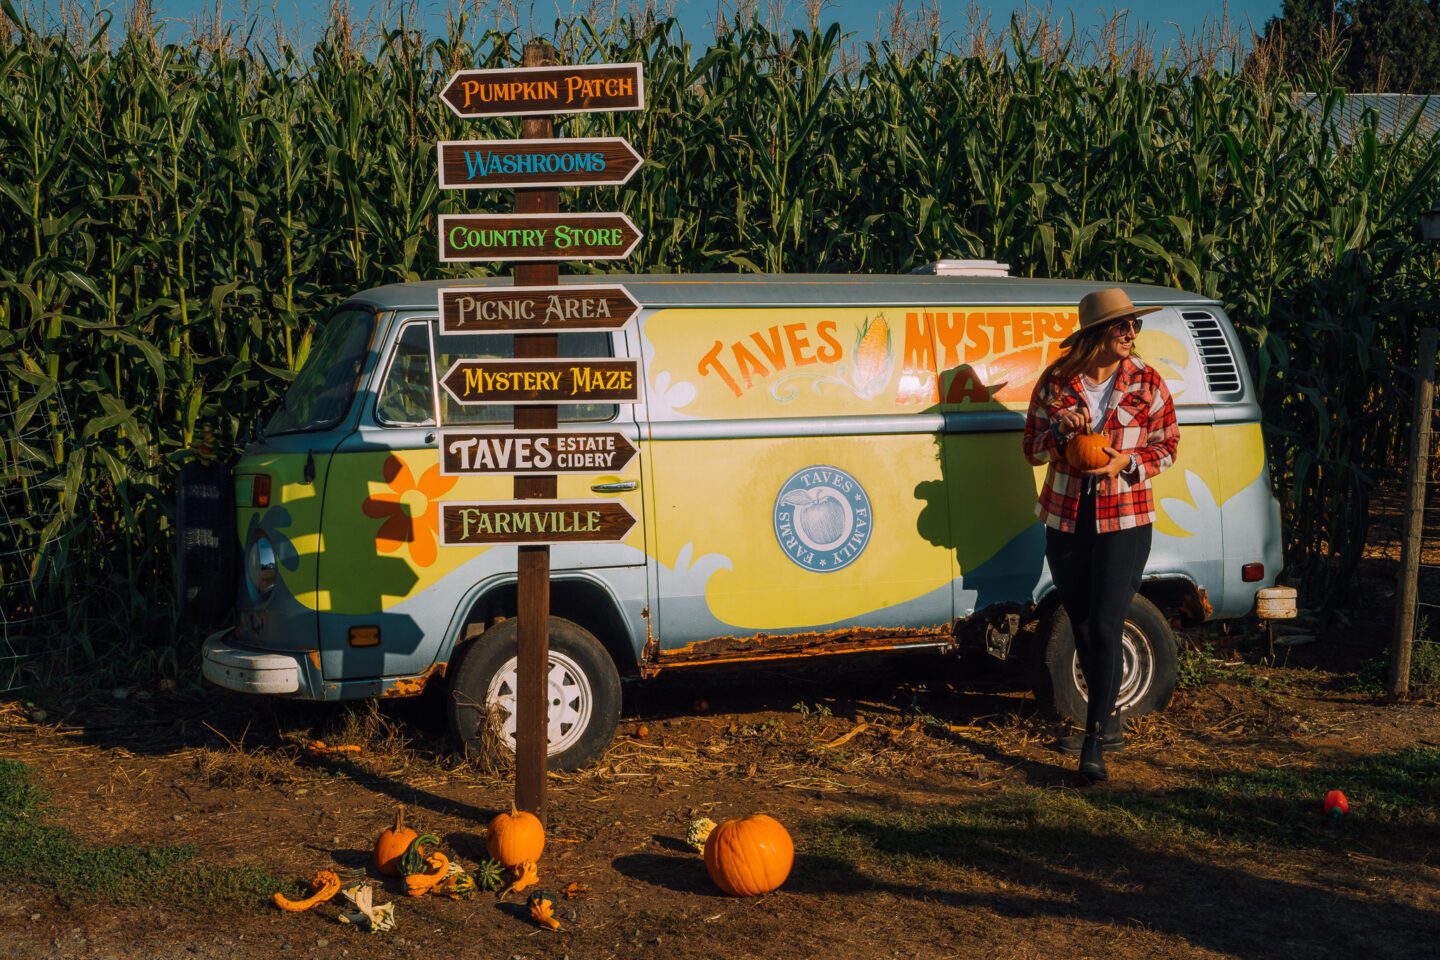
top-left (773, 466), bottom-right (873, 572)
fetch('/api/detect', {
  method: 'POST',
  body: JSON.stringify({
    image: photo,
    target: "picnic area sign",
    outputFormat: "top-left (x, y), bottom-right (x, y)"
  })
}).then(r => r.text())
top-left (436, 138), bottom-right (644, 190)
top-left (439, 285), bottom-right (640, 334)
top-left (440, 62), bottom-right (644, 118)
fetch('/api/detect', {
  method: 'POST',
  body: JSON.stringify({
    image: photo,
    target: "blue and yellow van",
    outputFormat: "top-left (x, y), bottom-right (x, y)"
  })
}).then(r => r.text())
top-left (189, 268), bottom-right (1295, 768)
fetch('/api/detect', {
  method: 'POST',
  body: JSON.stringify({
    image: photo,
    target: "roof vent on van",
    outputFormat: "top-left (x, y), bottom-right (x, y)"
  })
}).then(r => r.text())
top-left (1182, 311), bottom-right (1243, 396)
top-left (910, 259), bottom-right (1011, 277)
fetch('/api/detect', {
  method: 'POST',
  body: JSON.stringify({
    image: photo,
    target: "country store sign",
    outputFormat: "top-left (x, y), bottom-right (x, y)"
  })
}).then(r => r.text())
top-left (438, 213), bottom-right (643, 262)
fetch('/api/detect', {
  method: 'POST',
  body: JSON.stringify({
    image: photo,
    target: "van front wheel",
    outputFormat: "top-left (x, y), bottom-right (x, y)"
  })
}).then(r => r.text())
top-left (446, 616), bottom-right (620, 772)
top-left (1033, 595), bottom-right (1177, 723)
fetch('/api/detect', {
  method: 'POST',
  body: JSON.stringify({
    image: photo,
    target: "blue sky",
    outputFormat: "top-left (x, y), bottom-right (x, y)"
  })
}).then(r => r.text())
top-left (101, 1), bottom-right (1281, 49)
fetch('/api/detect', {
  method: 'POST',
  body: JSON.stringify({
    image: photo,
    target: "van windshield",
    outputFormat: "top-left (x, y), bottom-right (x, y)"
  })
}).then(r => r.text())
top-left (266, 308), bottom-right (377, 436)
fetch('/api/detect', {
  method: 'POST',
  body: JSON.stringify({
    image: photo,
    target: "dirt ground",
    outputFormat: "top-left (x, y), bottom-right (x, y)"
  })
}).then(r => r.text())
top-left (3, 499), bottom-right (1439, 960)
top-left (2, 635), bottom-right (1438, 960)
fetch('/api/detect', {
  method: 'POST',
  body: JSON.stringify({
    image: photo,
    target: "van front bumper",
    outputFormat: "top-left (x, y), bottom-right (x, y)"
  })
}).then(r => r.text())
top-left (202, 630), bottom-right (303, 695)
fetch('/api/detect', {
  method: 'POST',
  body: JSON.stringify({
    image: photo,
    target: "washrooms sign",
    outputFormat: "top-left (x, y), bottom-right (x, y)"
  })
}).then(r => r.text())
top-left (436, 138), bottom-right (643, 190)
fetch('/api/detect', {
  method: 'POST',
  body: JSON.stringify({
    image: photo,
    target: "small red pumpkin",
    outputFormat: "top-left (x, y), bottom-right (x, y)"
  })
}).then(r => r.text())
top-left (1065, 426), bottom-right (1112, 471)
top-left (487, 806), bottom-right (545, 868)
top-left (1324, 789), bottom-right (1349, 818)
top-left (373, 804), bottom-right (419, 877)
top-left (703, 813), bottom-right (794, 897)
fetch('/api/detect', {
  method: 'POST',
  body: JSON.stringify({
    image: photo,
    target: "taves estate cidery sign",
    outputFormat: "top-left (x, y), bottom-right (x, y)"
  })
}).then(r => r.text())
top-left (439, 429), bottom-right (638, 475)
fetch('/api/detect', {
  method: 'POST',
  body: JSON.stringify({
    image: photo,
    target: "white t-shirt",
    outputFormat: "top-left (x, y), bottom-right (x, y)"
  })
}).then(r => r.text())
top-left (1081, 370), bottom-right (1118, 431)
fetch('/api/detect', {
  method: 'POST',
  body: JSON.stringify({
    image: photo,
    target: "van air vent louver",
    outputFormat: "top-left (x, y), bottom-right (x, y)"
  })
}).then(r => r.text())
top-left (1182, 312), bottom-right (1242, 395)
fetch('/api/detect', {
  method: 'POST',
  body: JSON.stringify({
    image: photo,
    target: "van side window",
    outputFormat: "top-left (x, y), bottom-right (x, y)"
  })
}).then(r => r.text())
top-left (435, 331), bottom-right (618, 425)
top-left (376, 321), bottom-right (436, 426)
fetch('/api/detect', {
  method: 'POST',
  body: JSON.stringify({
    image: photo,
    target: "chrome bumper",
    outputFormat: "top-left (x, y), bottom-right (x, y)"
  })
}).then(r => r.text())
top-left (202, 630), bottom-right (303, 695)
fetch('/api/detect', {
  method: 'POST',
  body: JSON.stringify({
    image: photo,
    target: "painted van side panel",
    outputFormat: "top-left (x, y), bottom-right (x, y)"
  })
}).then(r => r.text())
top-left (313, 316), bottom-right (646, 681)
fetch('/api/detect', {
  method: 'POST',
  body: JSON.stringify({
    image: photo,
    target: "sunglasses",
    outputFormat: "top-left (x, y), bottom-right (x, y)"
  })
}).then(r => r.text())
top-left (1109, 317), bottom-right (1143, 335)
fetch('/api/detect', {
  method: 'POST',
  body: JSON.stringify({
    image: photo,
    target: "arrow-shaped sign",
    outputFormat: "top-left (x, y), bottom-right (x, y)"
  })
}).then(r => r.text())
top-left (437, 138), bottom-right (643, 191)
top-left (439, 429), bottom-right (639, 476)
top-left (440, 499), bottom-right (637, 546)
top-left (438, 285), bottom-right (640, 335)
top-left (438, 213), bottom-right (642, 263)
top-left (440, 358), bottom-right (640, 406)
top-left (440, 62), bottom-right (644, 118)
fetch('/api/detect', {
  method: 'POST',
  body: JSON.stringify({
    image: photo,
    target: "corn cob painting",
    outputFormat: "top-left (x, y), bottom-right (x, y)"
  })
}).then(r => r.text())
top-left (849, 315), bottom-right (894, 400)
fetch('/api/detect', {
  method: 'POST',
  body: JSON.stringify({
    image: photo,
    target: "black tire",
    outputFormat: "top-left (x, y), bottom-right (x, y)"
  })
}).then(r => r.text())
top-left (446, 616), bottom-right (621, 772)
top-left (1032, 594), bottom-right (1176, 723)
top-left (174, 460), bottom-right (237, 629)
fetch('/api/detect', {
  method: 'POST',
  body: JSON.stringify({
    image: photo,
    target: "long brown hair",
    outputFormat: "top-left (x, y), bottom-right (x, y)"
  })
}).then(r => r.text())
top-left (1039, 321), bottom-right (1141, 396)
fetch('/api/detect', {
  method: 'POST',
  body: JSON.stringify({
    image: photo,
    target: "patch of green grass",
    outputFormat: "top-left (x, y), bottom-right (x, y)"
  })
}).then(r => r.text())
top-left (0, 760), bottom-right (294, 908)
top-left (805, 749), bottom-right (1440, 881)
top-left (1176, 640), bottom-right (1218, 689)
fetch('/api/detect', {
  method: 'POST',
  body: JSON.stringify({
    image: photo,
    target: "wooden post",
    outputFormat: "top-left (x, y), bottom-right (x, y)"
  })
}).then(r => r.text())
top-left (513, 38), bottom-right (557, 821)
top-left (1390, 326), bottom-right (1439, 699)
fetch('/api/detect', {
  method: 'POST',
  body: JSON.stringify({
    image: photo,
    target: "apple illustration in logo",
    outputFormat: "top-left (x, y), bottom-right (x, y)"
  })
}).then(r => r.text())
top-left (780, 489), bottom-right (849, 547)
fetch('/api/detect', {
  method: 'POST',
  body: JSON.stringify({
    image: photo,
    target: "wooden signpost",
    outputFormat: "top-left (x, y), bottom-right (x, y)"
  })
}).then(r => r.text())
top-left (439, 358), bottom-right (640, 406)
top-left (438, 213), bottom-right (643, 262)
top-left (437, 138), bottom-right (643, 190)
top-left (435, 41), bottom-right (644, 822)
top-left (440, 500), bottom-right (637, 546)
top-left (440, 62), bottom-right (644, 118)
top-left (439, 429), bottom-right (638, 476)
top-left (439, 285), bottom-right (641, 335)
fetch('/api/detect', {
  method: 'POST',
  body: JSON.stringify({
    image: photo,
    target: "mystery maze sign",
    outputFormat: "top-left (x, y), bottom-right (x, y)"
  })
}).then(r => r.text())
top-left (441, 63), bottom-right (644, 118)
top-left (440, 500), bottom-right (637, 546)
top-left (440, 429), bottom-right (638, 476)
top-left (439, 285), bottom-right (640, 334)
top-left (439, 358), bottom-right (640, 405)
top-left (437, 138), bottom-right (643, 190)
top-left (438, 213), bottom-right (642, 263)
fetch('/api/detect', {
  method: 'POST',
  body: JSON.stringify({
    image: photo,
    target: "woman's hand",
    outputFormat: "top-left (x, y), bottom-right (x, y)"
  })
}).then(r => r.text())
top-left (1082, 446), bottom-right (1133, 479)
top-left (1052, 408), bottom-right (1087, 434)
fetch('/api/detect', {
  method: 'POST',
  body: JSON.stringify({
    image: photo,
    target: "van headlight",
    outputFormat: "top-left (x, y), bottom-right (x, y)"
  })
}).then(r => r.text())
top-left (246, 535), bottom-right (277, 601)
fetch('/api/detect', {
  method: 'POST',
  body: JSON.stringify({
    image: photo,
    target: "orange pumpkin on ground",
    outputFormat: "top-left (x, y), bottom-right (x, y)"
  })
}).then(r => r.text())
top-left (703, 814), bottom-right (794, 896)
top-left (1065, 426), bottom-right (1112, 471)
top-left (487, 806), bottom-right (545, 868)
top-left (373, 805), bottom-right (418, 877)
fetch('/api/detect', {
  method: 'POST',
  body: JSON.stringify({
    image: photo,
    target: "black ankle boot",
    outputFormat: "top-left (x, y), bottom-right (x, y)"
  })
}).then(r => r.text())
top-left (1078, 724), bottom-right (1108, 782)
top-left (1056, 714), bottom-right (1125, 756)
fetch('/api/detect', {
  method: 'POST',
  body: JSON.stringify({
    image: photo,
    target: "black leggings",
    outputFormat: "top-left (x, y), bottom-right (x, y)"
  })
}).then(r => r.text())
top-left (1044, 485), bottom-right (1153, 731)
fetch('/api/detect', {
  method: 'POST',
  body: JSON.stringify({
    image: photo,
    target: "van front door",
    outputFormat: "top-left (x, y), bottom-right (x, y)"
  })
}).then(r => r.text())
top-left (317, 316), bottom-right (647, 685)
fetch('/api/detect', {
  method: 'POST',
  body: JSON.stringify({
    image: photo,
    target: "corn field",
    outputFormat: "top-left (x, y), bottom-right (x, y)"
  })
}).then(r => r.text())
top-left (1, 6), bottom-right (1438, 685)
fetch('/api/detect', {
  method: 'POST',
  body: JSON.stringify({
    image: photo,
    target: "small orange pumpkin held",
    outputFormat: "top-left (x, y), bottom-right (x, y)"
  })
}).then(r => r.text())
top-left (1065, 426), bottom-right (1112, 471)
top-left (703, 814), bottom-right (794, 897)
top-left (373, 804), bottom-right (419, 877)
top-left (487, 806), bottom-right (545, 868)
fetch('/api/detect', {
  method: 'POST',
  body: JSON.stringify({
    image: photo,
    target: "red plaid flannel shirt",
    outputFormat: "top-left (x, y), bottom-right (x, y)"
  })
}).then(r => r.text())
top-left (1022, 357), bottom-right (1179, 533)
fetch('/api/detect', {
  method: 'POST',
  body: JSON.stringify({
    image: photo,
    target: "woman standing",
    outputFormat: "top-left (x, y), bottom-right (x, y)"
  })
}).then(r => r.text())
top-left (1022, 288), bottom-right (1179, 781)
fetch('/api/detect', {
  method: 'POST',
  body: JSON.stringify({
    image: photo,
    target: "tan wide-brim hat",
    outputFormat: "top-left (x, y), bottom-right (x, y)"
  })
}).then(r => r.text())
top-left (1062, 287), bottom-right (1161, 347)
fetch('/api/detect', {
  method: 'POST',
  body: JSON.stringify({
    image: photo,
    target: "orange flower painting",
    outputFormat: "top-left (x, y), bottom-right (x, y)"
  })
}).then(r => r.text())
top-left (361, 456), bottom-right (457, 568)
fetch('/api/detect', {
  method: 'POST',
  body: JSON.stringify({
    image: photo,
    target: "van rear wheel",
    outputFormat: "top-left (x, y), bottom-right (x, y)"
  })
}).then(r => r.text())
top-left (1033, 594), bottom-right (1176, 723)
top-left (446, 616), bottom-right (620, 772)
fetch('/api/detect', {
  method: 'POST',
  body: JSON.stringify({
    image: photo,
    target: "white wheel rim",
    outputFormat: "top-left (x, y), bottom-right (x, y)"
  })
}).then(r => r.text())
top-left (485, 650), bottom-right (594, 756)
top-left (1071, 621), bottom-right (1155, 713)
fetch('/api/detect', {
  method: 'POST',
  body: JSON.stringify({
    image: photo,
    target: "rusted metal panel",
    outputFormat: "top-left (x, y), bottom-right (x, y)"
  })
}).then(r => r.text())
top-left (379, 661), bottom-right (448, 698)
top-left (653, 623), bottom-right (955, 669)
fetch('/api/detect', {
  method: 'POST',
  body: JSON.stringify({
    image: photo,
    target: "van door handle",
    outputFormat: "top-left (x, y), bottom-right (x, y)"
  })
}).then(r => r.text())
top-left (590, 480), bottom-right (637, 493)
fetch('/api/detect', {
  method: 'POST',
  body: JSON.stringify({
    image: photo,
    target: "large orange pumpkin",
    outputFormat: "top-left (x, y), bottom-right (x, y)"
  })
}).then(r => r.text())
top-left (1065, 427), bottom-right (1112, 471)
top-left (703, 814), bottom-right (794, 896)
top-left (373, 804), bottom-right (419, 877)
top-left (487, 806), bottom-right (545, 868)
